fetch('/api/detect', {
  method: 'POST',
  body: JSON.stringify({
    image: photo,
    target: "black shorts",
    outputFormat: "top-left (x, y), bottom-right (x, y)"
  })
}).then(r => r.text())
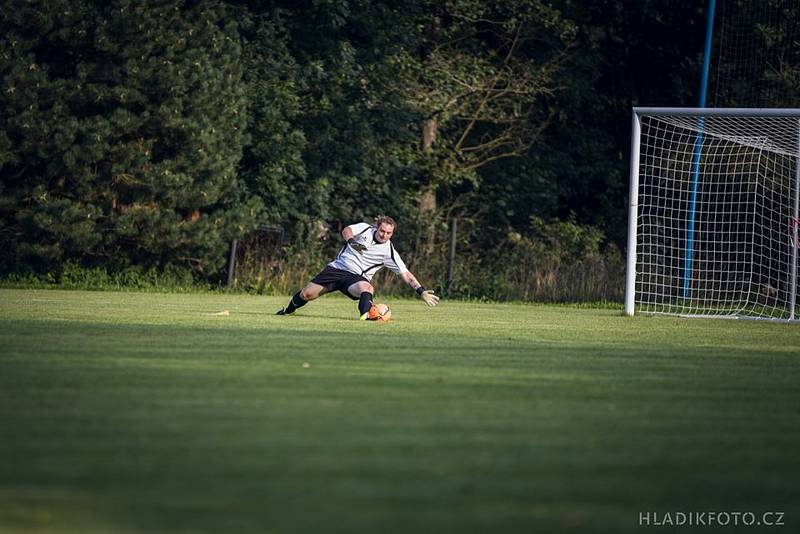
top-left (310, 266), bottom-right (369, 300)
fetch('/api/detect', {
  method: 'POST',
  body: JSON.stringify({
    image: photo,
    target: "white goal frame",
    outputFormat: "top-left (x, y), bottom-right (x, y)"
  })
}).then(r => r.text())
top-left (625, 107), bottom-right (800, 322)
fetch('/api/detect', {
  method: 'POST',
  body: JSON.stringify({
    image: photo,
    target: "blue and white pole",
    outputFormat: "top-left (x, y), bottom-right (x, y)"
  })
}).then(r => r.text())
top-left (683, 0), bottom-right (717, 299)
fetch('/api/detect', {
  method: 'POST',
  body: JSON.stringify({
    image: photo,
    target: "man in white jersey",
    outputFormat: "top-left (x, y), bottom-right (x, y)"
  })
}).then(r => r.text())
top-left (276, 215), bottom-right (440, 320)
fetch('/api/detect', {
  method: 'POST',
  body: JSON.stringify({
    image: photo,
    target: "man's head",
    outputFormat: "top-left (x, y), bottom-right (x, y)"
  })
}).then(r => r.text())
top-left (374, 215), bottom-right (396, 243)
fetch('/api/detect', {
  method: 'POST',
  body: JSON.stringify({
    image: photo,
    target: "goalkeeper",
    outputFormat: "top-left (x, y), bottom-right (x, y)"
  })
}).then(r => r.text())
top-left (277, 215), bottom-right (440, 320)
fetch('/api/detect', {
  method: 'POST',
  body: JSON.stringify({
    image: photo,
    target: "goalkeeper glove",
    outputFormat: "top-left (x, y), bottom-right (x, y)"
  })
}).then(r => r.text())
top-left (347, 238), bottom-right (367, 254)
top-left (416, 286), bottom-right (439, 307)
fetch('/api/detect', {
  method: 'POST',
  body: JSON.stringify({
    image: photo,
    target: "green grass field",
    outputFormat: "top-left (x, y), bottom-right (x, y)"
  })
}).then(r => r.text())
top-left (1, 289), bottom-right (798, 533)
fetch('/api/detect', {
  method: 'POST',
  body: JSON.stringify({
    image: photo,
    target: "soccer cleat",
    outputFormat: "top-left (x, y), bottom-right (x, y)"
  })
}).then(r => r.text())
top-left (359, 312), bottom-right (378, 321)
top-left (276, 307), bottom-right (291, 315)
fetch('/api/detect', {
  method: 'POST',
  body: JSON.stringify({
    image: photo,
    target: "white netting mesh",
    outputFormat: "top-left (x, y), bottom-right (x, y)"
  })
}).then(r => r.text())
top-left (634, 112), bottom-right (800, 320)
top-left (711, 0), bottom-right (800, 108)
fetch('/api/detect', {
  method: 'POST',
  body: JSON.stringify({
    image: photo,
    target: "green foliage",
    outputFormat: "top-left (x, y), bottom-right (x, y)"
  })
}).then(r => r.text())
top-left (0, 261), bottom-right (207, 292)
top-left (260, 0), bottom-right (428, 232)
top-left (233, 6), bottom-right (307, 224)
top-left (711, 0), bottom-right (800, 107)
top-left (228, 227), bottom-right (330, 295)
top-left (230, 216), bottom-right (623, 303)
top-left (3, 0), bottom-right (790, 303)
top-left (441, 217), bottom-right (624, 302)
top-left (0, 0), bottom-right (260, 275)
top-left (527, 215), bottom-right (604, 259)
top-left (516, 0), bottom-right (704, 244)
top-left (385, 0), bottom-right (577, 189)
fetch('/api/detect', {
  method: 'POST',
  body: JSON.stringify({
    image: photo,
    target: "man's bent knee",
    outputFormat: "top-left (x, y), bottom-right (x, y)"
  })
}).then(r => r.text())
top-left (355, 282), bottom-right (374, 294)
top-left (300, 284), bottom-right (324, 301)
top-left (347, 281), bottom-right (373, 298)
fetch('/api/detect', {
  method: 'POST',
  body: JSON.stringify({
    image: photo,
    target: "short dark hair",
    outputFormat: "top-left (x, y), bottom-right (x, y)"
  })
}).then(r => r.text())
top-left (375, 215), bottom-right (396, 228)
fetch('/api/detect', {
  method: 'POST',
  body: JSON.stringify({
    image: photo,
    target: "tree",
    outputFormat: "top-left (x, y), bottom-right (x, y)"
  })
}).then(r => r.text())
top-left (386, 0), bottom-right (577, 212)
top-left (474, 0), bottom-right (707, 245)
top-left (238, 0), bottom-right (428, 246)
top-left (0, 0), bottom-right (260, 275)
top-left (233, 5), bottom-right (307, 225)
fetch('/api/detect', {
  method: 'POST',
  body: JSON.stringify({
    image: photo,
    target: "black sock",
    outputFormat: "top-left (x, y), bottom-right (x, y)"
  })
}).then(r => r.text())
top-left (285, 291), bottom-right (307, 314)
top-left (358, 292), bottom-right (373, 316)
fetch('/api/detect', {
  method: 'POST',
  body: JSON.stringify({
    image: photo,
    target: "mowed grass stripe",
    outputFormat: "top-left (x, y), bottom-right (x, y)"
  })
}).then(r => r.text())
top-left (0, 289), bottom-right (798, 533)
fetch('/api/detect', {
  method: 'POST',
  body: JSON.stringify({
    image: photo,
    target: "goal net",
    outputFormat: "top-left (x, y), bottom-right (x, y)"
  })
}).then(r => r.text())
top-left (710, 0), bottom-right (800, 108)
top-left (625, 108), bottom-right (800, 321)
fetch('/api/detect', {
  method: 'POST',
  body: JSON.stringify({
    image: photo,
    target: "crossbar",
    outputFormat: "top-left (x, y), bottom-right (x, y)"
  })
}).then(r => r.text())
top-left (634, 107), bottom-right (800, 117)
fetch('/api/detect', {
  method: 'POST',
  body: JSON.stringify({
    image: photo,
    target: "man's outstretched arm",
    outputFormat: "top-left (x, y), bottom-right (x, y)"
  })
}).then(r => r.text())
top-left (400, 271), bottom-right (439, 307)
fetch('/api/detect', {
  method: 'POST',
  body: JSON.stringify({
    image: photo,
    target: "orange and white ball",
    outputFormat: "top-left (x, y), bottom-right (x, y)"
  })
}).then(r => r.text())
top-left (368, 303), bottom-right (392, 322)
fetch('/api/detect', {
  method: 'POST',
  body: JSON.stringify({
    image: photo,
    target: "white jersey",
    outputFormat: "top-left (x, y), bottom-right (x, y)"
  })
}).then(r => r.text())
top-left (328, 223), bottom-right (408, 281)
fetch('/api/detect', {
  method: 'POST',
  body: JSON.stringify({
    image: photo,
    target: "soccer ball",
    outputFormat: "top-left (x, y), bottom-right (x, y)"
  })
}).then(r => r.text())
top-left (369, 303), bottom-right (392, 322)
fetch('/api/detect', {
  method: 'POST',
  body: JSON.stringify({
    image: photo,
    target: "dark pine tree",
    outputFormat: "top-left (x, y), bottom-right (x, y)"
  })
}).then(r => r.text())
top-left (0, 0), bottom-right (261, 276)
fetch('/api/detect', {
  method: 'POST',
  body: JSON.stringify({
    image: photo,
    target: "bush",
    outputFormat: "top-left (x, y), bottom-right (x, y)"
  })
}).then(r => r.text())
top-left (1, 217), bottom-right (625, 302)
top-left (0, 261), bottom-right (209, 293)
top-left (229, 216), bottom-right (625, 303)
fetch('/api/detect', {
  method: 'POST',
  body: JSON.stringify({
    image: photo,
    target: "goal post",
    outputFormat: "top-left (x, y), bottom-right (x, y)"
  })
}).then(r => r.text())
top-left (625, 107), bottom-right (800, 322)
